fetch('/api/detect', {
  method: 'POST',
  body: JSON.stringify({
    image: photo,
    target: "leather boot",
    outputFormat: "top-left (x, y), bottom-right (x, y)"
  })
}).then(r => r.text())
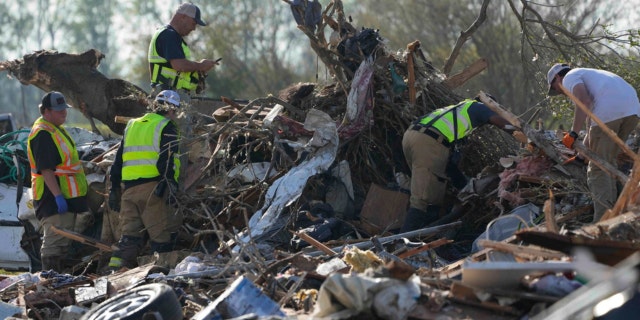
top-left (41, 255), bottom-right (63, 272)
top-left (400, 206), bottom-right (440, 233)
top-left (150, 232), bottom-right (179, 254)
top-left (150, 241), bottom-right (173, 254)
top-left (110, 236), bottom-right (144, 269)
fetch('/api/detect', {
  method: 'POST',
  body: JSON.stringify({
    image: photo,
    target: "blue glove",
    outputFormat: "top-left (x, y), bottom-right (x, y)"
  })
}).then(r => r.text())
top-left (55, 194), bottom-right (68, 214)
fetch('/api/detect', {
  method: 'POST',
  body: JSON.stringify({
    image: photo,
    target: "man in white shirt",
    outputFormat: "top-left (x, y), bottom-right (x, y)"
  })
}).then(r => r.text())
top-left (547, 63), bottom-right (640, 221)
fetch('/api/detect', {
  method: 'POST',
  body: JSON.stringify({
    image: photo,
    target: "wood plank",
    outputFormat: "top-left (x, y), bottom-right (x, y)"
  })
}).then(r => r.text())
top-left (51, 225), bottom-right (117, 252)
top-left (476, 239), bottom-right (566, 260)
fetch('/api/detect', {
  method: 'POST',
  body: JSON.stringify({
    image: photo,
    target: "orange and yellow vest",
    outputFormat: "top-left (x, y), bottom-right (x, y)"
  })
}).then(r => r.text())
top-left (27, 117), bottom-right (87, 200)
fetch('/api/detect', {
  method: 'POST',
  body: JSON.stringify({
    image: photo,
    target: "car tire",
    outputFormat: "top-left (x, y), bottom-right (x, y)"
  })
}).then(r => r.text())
top-left (80, 283), bottom-right (182, 320)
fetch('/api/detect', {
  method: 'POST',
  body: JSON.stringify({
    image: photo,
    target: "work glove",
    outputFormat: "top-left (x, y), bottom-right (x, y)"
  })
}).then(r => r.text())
top-left (54, 194), bottom-right (68, 214)
top-left (513, 131), bottom-right (528, 144)
top-left (563, 155), bottom-right (587, 165)
top-left (562, 131), bottom-right (578, 149)
top-left (108, 188), bottom-right (122, 212)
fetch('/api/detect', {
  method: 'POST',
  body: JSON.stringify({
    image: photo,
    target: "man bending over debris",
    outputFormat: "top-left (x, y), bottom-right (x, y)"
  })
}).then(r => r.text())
top-left (27, 91), bottom-right (89, 271)
top-left (148, 3), bottom-right (219, 99)
top-left (547, 63), bottom-right (640, 222)
top-left (401, 95), bottom-right (527, 232)
top-left (107, 90), bottom-right (183, 270)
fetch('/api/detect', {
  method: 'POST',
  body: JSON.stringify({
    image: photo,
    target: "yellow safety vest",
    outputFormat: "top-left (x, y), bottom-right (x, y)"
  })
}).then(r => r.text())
top-left (27, 117), bottom-right (88, 201)
top-left (148, 26), bottom-right (200, 91)
top-left (121, 113), bottom-right (180, 182)
top-left (418, 100), bottom-right (475, 143)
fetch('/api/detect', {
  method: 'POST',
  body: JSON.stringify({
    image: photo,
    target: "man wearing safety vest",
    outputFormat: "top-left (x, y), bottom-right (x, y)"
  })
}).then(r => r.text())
top-left (401, 95), bottom-right (527, 232)
top-left (27, 91), bottom-right (89, 271)
top-left (107, 90), bottom-right (183, 270)
top-left (148, 3), bottom-right (219, 99)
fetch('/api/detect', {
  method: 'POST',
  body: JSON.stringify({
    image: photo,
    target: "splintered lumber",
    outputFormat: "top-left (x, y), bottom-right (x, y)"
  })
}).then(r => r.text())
top-left (397, 238), bottom-right (453, 259)
top-left (476, 239), bottom-right (566, 260)
top-left (515, 229), bottom-right (640, 266)
top-left (448, 282), bottom-right (522, 316)
top-left (406, 41), bottom-right (418, 104)
top-left (436, 235), bottom-right (518, 279)
top-left (543, 189), bottom-right (559, 233)
top-left (602, 160), bottom-right (640, 221)
top-left (295, 231), bottom-right (338, 256)
top-left (51, 226), bottom-right (117, 252)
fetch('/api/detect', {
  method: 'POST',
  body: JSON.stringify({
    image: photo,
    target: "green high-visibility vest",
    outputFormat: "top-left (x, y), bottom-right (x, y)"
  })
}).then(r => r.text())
top-left (148, 26), bottom-right (200, 91)
top-left (122, 113), bottom-right (180, 182)
top-left (418, 100), bottom-right (475, 143)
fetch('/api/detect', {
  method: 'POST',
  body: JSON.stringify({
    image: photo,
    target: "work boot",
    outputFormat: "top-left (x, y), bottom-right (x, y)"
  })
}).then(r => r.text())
top-left (41, 255), bottom-right (63, 272)
top-left (110, 236), bottom-right (144, 269)
top-left (150, 241), bottom-right (174, 254)
top-left (150, 232), bottom-right (179, 254)
top-left (400, 206), bottom-right (440, 233)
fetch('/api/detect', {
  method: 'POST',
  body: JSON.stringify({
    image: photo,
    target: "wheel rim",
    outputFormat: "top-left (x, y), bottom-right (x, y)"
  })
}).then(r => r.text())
top-left (90, 287), bottom-right (156, 319)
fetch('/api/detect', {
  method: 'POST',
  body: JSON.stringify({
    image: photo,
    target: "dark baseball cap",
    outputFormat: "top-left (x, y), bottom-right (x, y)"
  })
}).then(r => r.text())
top-left (41, 91), bottom-right (71, 111)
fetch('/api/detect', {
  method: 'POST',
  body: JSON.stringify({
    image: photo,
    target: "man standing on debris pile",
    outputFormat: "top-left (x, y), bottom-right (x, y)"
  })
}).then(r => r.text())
top-left (547, 63), bottom-right (640, 222)
top-left (27, 91), bottom-right (89, 271)
top-left (401, 96), bottom-right (527, 232)
top-left (107, 90), bottom-right (183, 270)
top-left (148, 2), bottom-right (219, 99)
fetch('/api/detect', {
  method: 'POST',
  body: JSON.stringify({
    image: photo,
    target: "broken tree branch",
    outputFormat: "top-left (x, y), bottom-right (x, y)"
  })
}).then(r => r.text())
top-left (442, 58), bottom-right (489, 89)
top-left (442, 0), bottom-right (490, 75)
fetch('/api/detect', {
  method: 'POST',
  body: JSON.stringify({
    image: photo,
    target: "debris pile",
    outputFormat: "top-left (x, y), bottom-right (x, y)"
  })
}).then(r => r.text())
top-left (1, 0), bottom-right (640, 319)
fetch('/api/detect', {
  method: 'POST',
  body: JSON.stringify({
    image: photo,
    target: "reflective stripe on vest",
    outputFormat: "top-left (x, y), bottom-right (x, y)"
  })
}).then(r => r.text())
top-left (27, 118), bottom-right (88, 201)
top-left (121, 113), bottom-right (180, 182)
top-left (148, 26), bottom-right (199, 91)
top-left (418, 100), bottom-right (475, 143)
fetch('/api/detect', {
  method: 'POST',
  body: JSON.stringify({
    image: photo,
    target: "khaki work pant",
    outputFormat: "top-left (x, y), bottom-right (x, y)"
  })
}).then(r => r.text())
top-left (41, 212), bottom-right (78, 257)
top-left (119, 181), bottom-right (183, 243)
top-left (587, 115), bottom-right (639, 222)
top-left (402, 129), bottom-right (450, 210)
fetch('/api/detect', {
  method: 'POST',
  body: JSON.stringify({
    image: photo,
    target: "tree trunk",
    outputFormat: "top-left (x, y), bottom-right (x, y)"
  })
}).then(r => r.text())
top-left (0, 49), bottom-right (148, 135)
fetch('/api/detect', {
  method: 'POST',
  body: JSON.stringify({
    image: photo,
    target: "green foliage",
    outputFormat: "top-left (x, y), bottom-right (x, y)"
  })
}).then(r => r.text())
top-left (1, 0), bottom-right (640, 131)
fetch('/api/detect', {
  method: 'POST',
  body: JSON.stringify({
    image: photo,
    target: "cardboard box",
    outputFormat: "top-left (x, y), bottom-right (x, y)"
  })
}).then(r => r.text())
top-left (360, 184), bottom-right (409, 234)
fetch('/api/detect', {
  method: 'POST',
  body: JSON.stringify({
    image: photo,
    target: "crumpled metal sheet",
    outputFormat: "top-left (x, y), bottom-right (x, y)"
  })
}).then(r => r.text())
top-left (237, 109), bottom-right (338, 245)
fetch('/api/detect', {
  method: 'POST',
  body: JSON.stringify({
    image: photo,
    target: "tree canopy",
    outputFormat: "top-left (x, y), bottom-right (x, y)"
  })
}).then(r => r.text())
top-left (1, 0), bottom-right (639, 130)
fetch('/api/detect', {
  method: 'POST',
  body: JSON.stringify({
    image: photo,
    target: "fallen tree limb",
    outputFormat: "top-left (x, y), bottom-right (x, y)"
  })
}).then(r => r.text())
top-left (442, 58), bottom-right (489, 89)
